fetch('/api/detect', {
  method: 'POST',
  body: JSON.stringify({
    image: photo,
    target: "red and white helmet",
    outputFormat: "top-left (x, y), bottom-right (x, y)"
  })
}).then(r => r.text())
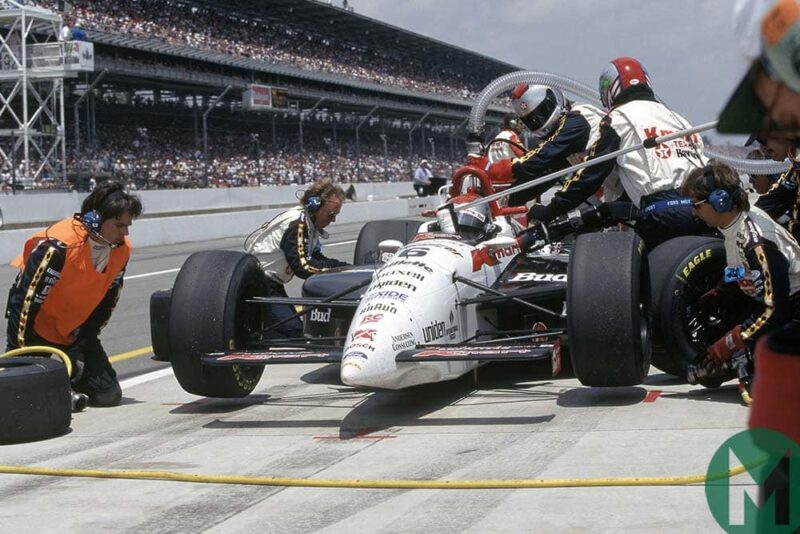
top-left (598, 56), bottom-right (652, 109)
top-left (511, 84), bottom-right (566, 137)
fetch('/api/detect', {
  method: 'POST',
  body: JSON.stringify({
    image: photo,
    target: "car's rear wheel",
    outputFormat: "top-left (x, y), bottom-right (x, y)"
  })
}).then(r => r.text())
top-left (568, 231), bottom-right (650, 387)
top-left (169, 251), bottom-right (267, 397)
top-left (353, 219), bottom-right (422, 265)
top-left (649, 236), bottom-right (750, 378)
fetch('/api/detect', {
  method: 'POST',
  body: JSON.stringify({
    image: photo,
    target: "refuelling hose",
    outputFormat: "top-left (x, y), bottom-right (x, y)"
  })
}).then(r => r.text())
top-left (0, 462), bottom-right (753, 489)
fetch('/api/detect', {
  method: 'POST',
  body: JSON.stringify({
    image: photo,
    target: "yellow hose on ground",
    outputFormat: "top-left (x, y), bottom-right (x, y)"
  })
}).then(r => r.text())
top-left (1, 346), bottom-right (72, 378)
top-left (0, 463), bottom-right (751, 490)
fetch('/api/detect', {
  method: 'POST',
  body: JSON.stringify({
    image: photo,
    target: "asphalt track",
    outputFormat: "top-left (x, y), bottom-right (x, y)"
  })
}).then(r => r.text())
top-left (0, 221), bottom-right (750, 533)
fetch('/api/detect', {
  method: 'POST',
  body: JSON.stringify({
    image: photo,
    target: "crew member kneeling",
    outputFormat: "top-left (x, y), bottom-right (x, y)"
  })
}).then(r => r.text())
top-left (5, 181), bottom-right (143, 408)
top-left (681, 160), bottom-right (800, 377)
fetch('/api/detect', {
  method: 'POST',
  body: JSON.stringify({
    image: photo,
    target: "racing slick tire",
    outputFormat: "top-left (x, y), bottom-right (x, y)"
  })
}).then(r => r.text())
top-left (169, 251), bottom-right (267, 397)
top-left (648, 236), bottom-right (745, 378)
top-left (150, 289), bottom-right (172, 361)
top-left (0, 357), bottom-right (71, 443)
top-left (353, 219), bottom-right (422, 265)
top-left (567, 231), bottom-right (650, 387)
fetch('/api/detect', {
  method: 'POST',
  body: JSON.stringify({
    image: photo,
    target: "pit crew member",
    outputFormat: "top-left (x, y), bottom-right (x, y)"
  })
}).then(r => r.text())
top-left (5, 181), bottom-right (142, 408)
top-left (518, 57), bottom-right (711, 249)
top-left (681, 160), bottom-right (800, 373)
top-left (245, 178), bottom-right (349, 338)
top-left (488, 84), bottom-right (608, 206)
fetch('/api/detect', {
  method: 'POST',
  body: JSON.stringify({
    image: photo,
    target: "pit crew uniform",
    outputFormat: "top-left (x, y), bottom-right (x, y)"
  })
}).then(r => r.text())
top-left (500, 104), bottom-right (608, 206)
top-left (527, 87), bottom-right (711, 249)
top-left (704, 207), bottom-right (800, 368)
top-left (5, 218), bottom-right (129, 406)
top-left (755, 159), bottom-right (799, 242)
top-left (246, 207), bottom-right (348, 338)
top-left (488, 128), bottom-right (526, 164)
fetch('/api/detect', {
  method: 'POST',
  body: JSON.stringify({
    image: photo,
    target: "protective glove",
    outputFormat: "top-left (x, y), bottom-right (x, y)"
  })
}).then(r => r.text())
top-left (527, 203), bottom-right (554, 224)
top-left (707, 325), bottom-right (746, 364)
top-left (486, 159), bottom-right (513, 184)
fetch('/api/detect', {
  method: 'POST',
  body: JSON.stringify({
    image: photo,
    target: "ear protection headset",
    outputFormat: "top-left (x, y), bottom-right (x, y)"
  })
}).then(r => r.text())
top-left (305, 195), bottom-right (323, 214)
top-left (80, 189), bottom-right (124, 233)
top-left (701, 167), bottom-right (744, 213)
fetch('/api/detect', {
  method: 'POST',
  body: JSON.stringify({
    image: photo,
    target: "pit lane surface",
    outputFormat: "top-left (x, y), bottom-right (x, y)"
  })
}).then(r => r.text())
top-left (0, 222), bottom-right (750, 533)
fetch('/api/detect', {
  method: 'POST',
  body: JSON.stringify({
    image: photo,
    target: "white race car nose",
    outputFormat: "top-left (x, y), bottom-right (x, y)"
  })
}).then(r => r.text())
top-left (340, 360), bottom-right (364, 387)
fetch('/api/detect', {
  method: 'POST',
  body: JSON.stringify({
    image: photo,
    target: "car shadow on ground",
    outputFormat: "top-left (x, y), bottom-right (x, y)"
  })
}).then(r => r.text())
top-left (660, 384), bottom-right (748, 405)
top-left (168, 394), bottom-right (273, 414)
top-left (338, 373), bottom-right (556, 440)
top-left (299, 363), bottom-right (342, 385)
top-left (556, 386), bottom-right (648, 408)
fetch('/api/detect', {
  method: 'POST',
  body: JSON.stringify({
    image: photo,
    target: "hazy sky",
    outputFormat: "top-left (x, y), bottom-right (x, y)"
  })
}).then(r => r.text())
top-left (355, 0), bottom-right (750, 143)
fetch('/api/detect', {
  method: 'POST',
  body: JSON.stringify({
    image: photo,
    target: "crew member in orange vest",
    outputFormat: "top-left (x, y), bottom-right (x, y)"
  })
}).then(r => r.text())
top-left (5, 181), bottom-right (142, 408)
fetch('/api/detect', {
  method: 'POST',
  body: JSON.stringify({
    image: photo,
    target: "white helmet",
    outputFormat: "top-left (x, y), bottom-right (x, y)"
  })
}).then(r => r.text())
top-left (511, 84), bottom-right (566, 138)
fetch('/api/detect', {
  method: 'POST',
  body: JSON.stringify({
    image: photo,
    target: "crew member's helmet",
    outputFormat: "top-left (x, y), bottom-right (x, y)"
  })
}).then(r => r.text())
top-left (511, 84), bottom-right (566, 138)
top-left (598, 56), bottom-right (652, 109)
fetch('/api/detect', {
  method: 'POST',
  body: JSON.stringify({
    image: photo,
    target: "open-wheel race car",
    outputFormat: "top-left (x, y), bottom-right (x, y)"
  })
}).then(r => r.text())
top-left (150, 165), bottom-right (749, 398)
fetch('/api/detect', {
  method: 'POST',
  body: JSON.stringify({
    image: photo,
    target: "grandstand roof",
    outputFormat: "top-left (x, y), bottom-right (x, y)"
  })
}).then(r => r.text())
top-left (189, 0), bottom-right (518, 75)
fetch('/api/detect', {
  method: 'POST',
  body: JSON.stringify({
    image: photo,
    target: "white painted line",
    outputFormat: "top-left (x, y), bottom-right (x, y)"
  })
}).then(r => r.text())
top-left (125, 268), bottom-right (180, 280)
top-left (120, 366), bottom-right (174, 389)
top-left (125, 240), bottom-right (355, 281)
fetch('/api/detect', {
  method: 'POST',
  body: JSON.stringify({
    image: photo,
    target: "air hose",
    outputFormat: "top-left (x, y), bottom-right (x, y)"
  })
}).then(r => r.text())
top-left (1, 345), bottom-right (73, 378)
top-left (468, 70), bottom-right (793, 175)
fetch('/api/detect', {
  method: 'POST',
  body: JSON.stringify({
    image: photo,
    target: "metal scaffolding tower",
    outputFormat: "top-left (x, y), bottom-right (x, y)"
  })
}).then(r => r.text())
top-left (0, 1), bottom-right (91, 187)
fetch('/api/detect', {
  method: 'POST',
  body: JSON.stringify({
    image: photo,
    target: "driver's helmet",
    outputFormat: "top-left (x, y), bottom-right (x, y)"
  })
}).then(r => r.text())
top-left (599, 56), bottom-right (652, 109)
top-left (511, 84), bottom-right (566, 138)
top-left (451, 194), bottom-right (491, 238)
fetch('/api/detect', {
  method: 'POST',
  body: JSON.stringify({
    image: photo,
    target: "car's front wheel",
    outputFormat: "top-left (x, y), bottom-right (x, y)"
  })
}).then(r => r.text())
top-left (568, 231), bottom-right (651, 387)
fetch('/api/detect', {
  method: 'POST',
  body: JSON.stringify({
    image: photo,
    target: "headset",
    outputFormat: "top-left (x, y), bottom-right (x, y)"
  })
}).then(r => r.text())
top-left (76, 188), bottom-right (127, 247)
top-left (701, 166), bottom-right (744, 213)
top-left (305, 195), bottom-right (323, 214)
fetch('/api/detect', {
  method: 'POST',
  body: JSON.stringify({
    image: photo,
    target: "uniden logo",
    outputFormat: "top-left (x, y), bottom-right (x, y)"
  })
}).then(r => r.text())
top-left (705, 429), bottom-right (800, 533)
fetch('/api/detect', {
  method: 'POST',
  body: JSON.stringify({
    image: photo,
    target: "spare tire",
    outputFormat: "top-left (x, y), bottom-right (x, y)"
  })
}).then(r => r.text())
top-left (353, 219), bottom-right (422, 265)
top-left (169, 251), bottom-right (267, 397)
top-left (568, 231), bottom-right (651, 387)
top-left (648, 236), bottom-right (748, 377)
top-left (0, 357), bottom-right (71, 443)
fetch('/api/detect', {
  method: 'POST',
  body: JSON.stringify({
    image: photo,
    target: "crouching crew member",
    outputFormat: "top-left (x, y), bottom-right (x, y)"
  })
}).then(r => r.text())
top-left (245, 178), bottom-right (349, 338)
top-left (5, 181), bottom-right (142, 408)
top-left (681, 160), bottom-right (800, 375)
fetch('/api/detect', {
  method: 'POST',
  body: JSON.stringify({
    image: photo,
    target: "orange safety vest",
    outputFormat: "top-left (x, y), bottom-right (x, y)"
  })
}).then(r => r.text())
top-left (10, 218), bottom-right (131, 346)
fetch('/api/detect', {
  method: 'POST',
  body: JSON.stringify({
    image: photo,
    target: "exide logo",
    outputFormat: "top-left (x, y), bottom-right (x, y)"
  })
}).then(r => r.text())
top-left (310, 308), bottom-right (331, 323)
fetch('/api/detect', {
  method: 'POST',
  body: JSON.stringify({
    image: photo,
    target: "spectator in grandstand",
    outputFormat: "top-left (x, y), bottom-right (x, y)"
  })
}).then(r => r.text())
top-left (5, 181), bottom-right (142, 409)
top-left (70, 21), bottom-right (87, 42)
top-left (488, 84), bottom-right (608, 207)
top-left (244, 178), bottom-right (349, 338)
top-left (488, 114), bottom-right (526, 164)
top-left (413, 159), bottom-right (433, 196)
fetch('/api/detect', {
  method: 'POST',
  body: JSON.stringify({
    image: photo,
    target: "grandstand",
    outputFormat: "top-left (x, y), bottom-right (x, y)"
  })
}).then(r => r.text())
top-left (1, 0), bottom-right (518, 190)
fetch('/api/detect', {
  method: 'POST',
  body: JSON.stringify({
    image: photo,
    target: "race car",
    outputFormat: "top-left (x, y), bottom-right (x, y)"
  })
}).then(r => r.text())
top-left (150, 158), bottom-right (746, 400)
